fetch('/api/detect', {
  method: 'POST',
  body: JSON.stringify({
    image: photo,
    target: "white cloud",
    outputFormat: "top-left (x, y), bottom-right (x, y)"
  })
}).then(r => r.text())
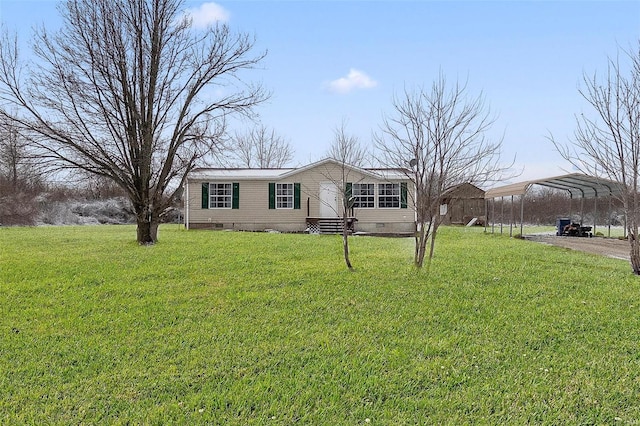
top-left (183, 2), bottom-right (230, 28)
top-left (326, 69), bottom-right (378, 94)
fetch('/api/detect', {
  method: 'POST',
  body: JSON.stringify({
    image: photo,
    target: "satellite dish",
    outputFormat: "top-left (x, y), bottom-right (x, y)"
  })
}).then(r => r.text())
top-left (409, 158), bottom-right (418, 168)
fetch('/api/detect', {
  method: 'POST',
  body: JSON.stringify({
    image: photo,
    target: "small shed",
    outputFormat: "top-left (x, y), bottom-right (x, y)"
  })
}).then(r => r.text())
top-left (440, 183), bottom-right (486, 225)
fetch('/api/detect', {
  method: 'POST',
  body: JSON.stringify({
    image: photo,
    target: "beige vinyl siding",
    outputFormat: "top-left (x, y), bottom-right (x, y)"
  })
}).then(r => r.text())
top-left (294, 163), bottom-right (413, 221)
top-left (189, 180), bottom-right (306, 230)
top-left (187, 162), bottom-right (415, 233)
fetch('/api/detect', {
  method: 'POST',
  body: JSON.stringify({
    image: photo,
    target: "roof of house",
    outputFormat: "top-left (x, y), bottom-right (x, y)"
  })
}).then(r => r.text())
top-left (189, 168), bottom-right (293, 180)
top-left (189, 158), bottom-right (409, 181)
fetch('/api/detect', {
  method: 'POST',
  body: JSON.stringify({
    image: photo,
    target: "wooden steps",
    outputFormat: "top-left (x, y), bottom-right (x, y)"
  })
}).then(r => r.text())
top-left (306, 217), bottom-right (355, 234)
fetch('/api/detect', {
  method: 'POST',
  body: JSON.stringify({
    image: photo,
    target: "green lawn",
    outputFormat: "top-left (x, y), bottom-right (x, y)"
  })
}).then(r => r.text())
top-left (1, 225), bottom-right (639, 424)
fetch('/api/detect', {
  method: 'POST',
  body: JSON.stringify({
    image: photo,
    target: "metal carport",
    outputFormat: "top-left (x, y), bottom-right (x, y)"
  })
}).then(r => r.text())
top-left (484, 173), bottom-right (624, 237)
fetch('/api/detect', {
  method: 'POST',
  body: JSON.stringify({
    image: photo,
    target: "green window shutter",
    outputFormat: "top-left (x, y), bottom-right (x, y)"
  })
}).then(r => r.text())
top-left (232, 182), bottom-right (240, 209)
top-left (201, 183), bottom-right (209, 209)
top-left (293, 183), bottom-right (301, 210)
top-left (346, 182), bottom-right (352, 199)
top-left (268, 182), bottom-right (275, 209)
top-left (400, 182), bottom-right (408, 209)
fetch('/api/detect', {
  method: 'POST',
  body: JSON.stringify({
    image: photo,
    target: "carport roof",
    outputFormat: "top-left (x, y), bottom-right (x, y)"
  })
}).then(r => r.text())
top-left (485, 173), bottom-right (624, 199)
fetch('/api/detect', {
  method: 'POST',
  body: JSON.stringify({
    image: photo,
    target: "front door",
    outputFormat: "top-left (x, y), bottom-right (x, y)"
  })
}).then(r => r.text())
top-left (319, 182), bottom-right (339, 217)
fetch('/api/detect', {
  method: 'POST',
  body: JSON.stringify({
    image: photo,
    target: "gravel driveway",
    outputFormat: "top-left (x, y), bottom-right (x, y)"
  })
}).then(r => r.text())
top-left (525, 234), bottom-right (630, 261)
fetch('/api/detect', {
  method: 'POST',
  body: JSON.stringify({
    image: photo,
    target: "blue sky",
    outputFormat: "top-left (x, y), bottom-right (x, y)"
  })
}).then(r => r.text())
top-left (1, 0), bottom-right (639, 182)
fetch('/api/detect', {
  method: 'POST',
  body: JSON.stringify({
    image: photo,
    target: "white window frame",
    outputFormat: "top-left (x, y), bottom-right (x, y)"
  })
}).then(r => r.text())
top-left (378, 183), bottom-right (400, 208)
top-left (276, 183), bottom-right (294, 209)
top-left (352, 183), bottom-right (375, 208)
top-left (209, 182), bottom-right (232, 209)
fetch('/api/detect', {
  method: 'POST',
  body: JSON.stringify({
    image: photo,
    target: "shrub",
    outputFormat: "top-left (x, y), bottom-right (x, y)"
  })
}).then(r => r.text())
top-left (0, 192), bottom-right (39, 225)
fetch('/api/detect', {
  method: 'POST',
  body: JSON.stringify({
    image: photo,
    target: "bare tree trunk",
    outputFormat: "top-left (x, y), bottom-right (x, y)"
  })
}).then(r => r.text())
top-left (415, 222), bottom-right (429, 268)
top-left (342, 217), bottom-right (353, 270)
top-left (136, 218), bottom-right (159, 245)
top-left (629, 219), bottom-right (640, 274)
top-left (429, 218), bottom-right (440, 260)
top-left (630, 238), bottom-right (640, 275)
top-left (135, 205), bottom-right (160, 245)
top-left (414, 221), bottom-right (420, 263)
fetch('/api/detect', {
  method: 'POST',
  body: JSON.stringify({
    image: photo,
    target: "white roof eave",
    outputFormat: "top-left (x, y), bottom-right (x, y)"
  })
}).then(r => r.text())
top-left (188, 169), bottom-right (293, 180)
top-left (188, 160), bottom-right (411, 182)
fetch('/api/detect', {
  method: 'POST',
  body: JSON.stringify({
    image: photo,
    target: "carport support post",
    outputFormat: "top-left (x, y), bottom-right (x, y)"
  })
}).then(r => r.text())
top-left (608, 193), bottom-right (612, 237)
top-left (520, 194), bottom-right (524, 236)
top-left (509, 195), bottom-right (514, 237)
top-left (491, 198), bottom-right (496, 234)
top-left (484, 198), bottom-right (488, 233)
top-left (500, 197), bottom-right (504, 235)
top-left (568, 193), bottom-right (573, 223)
top-left (593, 193), bottom-right (597, 236)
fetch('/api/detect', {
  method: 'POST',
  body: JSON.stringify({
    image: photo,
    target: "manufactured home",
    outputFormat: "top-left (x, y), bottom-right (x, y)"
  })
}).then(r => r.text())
top-left (184, 158), bottom-right (415, 234)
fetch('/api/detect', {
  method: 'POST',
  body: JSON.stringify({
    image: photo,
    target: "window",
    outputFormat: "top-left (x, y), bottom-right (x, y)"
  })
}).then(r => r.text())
top-left (269, 182), bottom-right (300, 210)
top-left (209, 183), bottom-right (232, 208)
top-left (378, 183), bottom-right (400, 208)
top-left (276, 183), bottom-right (294, 209)
top-left (201, 182), bottom-right (239, 209)
top-left (352, 183), bottom-right (375, 208)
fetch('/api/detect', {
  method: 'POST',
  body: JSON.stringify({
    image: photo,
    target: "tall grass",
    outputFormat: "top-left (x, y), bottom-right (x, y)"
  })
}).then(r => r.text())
top-left (1, 225), bottom-right (638, 424)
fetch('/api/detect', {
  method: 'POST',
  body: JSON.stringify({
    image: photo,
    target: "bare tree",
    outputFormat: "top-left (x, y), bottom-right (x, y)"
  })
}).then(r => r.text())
top-left (224, 124), bottom-right (294, 168)
top-left (0, 119), bottom-right (27, 191)
top-left (0, 116), bottom-right (45, 225)
top-left (0, 116), bottom-right (43, 192)
top-left (375, 75), bottom-right (509, 268)
top-left (551, 42), bottom-right (640, 274)
top-left (327, 121), bottom-right (369, 169)
top-left (324, 120), bottom-right (369, 270)
top-left (0, 0), bottom-right (267, 244)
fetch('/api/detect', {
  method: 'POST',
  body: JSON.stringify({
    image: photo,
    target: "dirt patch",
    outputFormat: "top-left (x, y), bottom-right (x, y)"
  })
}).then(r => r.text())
top-left (525, 234), bottom-right (630, 261)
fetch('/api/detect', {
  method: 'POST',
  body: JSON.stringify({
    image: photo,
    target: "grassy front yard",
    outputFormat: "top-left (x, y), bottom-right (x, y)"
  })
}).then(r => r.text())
top-left (1, 225), bottom-right (639, 424)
